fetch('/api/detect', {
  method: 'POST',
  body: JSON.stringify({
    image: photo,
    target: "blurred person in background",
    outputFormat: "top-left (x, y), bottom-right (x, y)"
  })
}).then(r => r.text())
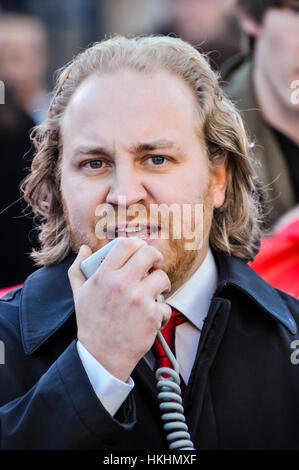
top-left (0, 12), bottom-right (48, 287)
top-left (156, 0), bottom-right (242, 69)
top-left (222, 0), bottom-right (299, 228)
top-left (0, 87), bottom-right (37, 287)
top-left (250, 205), bottom-right (299, 298)
top-left (0, 13), bottom-right (50, 124)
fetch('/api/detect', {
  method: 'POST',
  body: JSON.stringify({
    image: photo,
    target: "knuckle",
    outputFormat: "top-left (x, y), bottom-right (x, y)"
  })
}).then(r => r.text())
top-left (161, 305), bottom-right (172, 327)
top-left (91, 266), bottom-right (105, 283)
top-left (131, 291), bottom-right (143, 308)
top-left (165, 304), bottom-right (172, 319)
top-left (90, 273), bottom-right (100, 286)
top-left (120, 237), bottom-right (145, 250)
top-left (143, 244), bottom-right (163, 261)
top-left (147, 302), bottom-right (159, 322)
top-left (114, 275), bottom-right (128, 295)
top-left (67, 265), bottom-right (74, 278)
top-left (156, 269), bottom-right (170, 287)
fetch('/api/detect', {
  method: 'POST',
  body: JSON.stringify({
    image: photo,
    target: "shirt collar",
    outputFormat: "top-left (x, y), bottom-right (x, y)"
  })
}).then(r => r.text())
top-left (19, 249), bottom-right (297, 355)
top-left (167, 248), bottom-right (218, 331)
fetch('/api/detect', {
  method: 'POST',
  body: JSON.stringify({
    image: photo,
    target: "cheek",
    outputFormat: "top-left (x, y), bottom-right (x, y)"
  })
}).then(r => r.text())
top-left (155, 168), bottom-right (209, 206)
top-left (61, 177), bottom-right (97, 227)
top-left (262, 16), bottom-right (292, 72)
top-left (184, 170), bottom-right (210, 204)
top-left (61, 161), bottom-right (108, 222)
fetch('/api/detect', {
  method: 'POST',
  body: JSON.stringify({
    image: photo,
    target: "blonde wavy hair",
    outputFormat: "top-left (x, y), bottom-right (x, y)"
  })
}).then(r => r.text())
top-left (23, 35), bottom-right (263, 266)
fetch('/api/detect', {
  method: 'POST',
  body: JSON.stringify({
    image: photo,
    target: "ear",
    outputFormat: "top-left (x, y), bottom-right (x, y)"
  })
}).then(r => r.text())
top-left (239, 11), bottom-right (262, 38)
top-left (211, 161), bottom-right (227, 209)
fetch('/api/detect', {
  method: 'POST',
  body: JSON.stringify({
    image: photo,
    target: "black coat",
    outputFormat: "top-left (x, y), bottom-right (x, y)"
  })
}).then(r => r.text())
top-left (0, 89), bottom-right (37, 287)
top-left (0, 250), bottom-right (298, 450)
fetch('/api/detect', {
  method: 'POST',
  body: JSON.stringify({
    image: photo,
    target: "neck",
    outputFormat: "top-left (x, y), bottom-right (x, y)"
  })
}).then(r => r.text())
top-left (253, 65), bottom-right (299, 145)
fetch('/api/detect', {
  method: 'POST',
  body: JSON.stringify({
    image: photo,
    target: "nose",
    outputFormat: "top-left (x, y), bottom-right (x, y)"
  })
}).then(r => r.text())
top-left (105, 166), bottom-right (147, 207)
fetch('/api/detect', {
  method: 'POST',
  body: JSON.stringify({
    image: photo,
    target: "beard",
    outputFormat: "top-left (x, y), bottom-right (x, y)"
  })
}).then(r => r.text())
top-left (61, 185), bottom-right (214, 296)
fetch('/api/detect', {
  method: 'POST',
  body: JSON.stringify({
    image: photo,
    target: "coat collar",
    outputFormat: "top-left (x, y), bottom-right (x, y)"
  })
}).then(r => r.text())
top-left (214, 250), bottom-right (297, 335)
top-left (20, 250), bottom-right (297, 355)
top-left (20, 254), bottom-right (76, 355)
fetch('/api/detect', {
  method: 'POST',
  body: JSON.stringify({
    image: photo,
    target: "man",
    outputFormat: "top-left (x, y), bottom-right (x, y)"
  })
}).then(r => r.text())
top-left (0, 13), bottom-right (50, 124)
top-left (0, 35), bottom-right (298, 450)
top-left (222, 0), bottom-right (299, 227)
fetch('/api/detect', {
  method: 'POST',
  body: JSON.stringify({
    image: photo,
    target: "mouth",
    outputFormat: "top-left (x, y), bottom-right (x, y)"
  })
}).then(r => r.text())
top-left (106, 224), bottom-right (160, 241)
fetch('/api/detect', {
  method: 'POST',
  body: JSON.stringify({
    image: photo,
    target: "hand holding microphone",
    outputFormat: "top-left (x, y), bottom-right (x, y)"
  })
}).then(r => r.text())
top-left (68, 237), bottom-right (171, 382)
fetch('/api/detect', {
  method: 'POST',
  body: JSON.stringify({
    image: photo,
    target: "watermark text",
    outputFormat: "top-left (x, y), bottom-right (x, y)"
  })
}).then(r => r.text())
top-left (94, 197), bottom-right (204, 250)
top-left (0, 80), bottom-right (4, 104)
top-left (290, 340), bottom-right (299, 365)
top-left (0, 340), bottom-right (5, 364)
top-left (290, 79), bottom-right (299, 105)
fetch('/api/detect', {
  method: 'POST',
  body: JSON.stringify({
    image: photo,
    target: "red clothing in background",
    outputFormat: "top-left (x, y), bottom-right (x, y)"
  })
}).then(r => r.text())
top-left (0, 285), bottom-right (23, 298)
top-left (250, 220), bottom-right (299, 298)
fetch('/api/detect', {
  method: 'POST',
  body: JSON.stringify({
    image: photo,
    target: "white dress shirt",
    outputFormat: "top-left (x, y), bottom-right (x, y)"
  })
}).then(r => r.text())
top-left (77, 248), bottom-right (218, 416)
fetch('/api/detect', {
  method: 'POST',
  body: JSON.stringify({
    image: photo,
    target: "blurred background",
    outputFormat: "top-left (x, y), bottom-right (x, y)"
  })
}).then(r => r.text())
top-left (0, 0), bottom-right (298, 295)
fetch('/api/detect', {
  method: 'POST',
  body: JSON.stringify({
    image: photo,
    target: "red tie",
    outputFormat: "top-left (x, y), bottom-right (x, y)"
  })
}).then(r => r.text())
top-left (152, 307), bottom-right (187, 371)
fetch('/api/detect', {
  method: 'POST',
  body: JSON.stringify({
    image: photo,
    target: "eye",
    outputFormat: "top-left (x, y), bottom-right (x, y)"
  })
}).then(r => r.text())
top-left (87, 160), bottom-right (104, 169)
top-left (81, 159), bottom-right (106, 170)
top-left (147, 155), bottom-right (168, 166)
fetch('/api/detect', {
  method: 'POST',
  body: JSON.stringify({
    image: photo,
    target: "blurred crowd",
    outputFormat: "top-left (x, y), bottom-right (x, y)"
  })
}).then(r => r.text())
top-left (0, 0), bottom-right (298, 296)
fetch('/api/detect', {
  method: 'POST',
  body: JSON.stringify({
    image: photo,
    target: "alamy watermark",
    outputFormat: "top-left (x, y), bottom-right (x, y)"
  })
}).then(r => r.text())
top-left (0, 340), bottom-right (4, 364)
top-left (290, 340), bottom-right (299, 365)
top-left (0, 80), bottom-right (4, 104)
top-left (290, 79), bottom-right (299, 105)
top-left (94, 196), bottom-right (204, 250)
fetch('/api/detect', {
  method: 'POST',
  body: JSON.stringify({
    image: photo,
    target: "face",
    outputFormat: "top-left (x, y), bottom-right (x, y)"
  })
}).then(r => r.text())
top-left (60, 69), bottom-right (226, 292)
top-left (0, 23), bottom-right (46, 89)
top-left (171, 0), bottom-right (236, 42)
top-left (253, 6), bottom-right (299, 111)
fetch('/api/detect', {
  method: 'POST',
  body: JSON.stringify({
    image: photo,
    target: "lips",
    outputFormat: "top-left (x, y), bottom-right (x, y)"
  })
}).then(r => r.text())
top-left (106, 224), bottom-right (160, 240)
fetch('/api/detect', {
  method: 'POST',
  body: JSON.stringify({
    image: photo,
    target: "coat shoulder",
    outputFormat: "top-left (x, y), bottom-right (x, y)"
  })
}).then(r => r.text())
top-left (0, 287), bottom-right (22, 333)
top-left (274, 288), bottom-right (299, 336)
top-left (275, 288), bottom-right (299, 318)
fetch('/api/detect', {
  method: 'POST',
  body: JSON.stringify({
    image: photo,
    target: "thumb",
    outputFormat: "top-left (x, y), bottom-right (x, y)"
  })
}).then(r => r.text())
top-left (68, 245), bottom-right (92, 294)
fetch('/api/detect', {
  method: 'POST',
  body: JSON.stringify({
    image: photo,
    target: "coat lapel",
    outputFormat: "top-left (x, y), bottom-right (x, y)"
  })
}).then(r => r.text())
top-left (20, 254), bottom-right (76, 355)
top-left (133, 358), bottom-right (159, 403)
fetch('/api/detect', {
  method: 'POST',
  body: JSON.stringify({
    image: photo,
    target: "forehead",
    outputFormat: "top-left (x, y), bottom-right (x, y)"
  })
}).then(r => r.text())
top-left (61, 68), bottom-right (201, 151)
top-left (264, 2), bottom-right (299, 22)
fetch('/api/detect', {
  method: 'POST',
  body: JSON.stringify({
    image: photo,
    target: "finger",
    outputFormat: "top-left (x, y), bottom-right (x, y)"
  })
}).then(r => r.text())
top-left (141, 269), bottom-right (171, 299)
top-left (122, 244), bottom-right (164, 280)
top-left (68, 245), bottom-right (92, 294)
top-left (157, 302), bottom-right (172, 330)
top-left (102, 237), bottom-right (147, 271)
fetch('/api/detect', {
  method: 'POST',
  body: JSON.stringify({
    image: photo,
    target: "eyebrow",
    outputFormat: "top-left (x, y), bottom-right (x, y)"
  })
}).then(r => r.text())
top-left (72, 138), bottom-right (184, 159)
top-left (129, 139), bottom-right (183, 154)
